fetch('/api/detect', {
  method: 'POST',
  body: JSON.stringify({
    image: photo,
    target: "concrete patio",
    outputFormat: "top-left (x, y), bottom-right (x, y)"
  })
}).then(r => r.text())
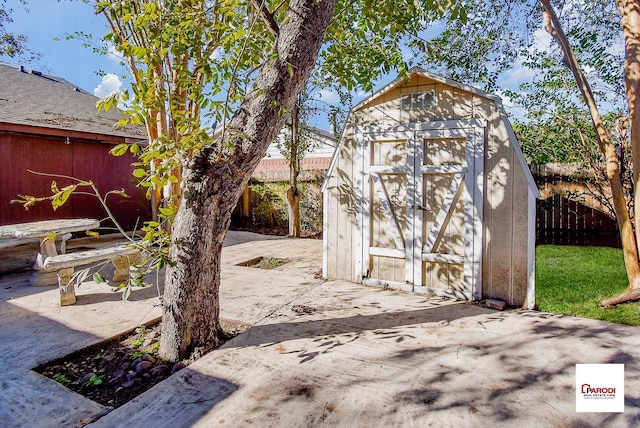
top-left (0, 231), bottom-right (638, 427)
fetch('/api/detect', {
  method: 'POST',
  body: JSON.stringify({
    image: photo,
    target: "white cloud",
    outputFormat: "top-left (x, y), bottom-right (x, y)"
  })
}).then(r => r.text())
top-left (106, 42), bottom-right (123, 63)
top-left (93, 73), bottom-right (122, 99)
top-left (315, 89), bottom-right (339, 104)
top-left (501, 57), bottom-right (537, 87)
top-left (500, 27), bottom-right (554, 88)
top-left (531, 27), bottom-right (553, 53)
top-left (210, 47), bottom-right (222, 61)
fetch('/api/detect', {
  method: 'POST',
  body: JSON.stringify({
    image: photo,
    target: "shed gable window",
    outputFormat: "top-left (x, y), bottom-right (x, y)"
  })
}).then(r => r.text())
top-left (401, 90), bottom-right (436, 110)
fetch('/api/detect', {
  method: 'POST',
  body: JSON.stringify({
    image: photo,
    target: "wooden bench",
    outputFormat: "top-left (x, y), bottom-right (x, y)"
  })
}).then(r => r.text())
top-left (43, 244), bottom-right (143, 306)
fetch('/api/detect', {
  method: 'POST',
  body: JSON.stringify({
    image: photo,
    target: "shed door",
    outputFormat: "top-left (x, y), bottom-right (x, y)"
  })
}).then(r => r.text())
top-left (359, 122), bottom-right (484, 300)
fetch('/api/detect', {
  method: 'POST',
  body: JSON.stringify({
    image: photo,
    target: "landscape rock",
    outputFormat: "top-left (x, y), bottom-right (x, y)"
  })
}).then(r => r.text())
top-left (135, 361), bottom-right (153, 373)
top-left (141, 354), bottom-right (156, 364)
top-left (485, 299), bottom-right (507, 311)
top-left (121, 378), bottom-right (142, 389)
top-left (150, 365), bottom-right (168, 377)
top-left (112, 370), bottom-right (125, 380)
top-left (171, 362), bottom-right (186, 374)
top-left (131, 358), bottom-right (142, 369)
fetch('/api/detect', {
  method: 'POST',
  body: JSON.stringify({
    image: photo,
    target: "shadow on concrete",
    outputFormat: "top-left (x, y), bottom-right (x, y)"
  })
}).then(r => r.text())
top-left (70, 282), bottom-right (163, 306)
top-left (226, 303), bottom-right (498, 354)
top-left (0, 298), bottom-right (109, 427)
top-left (227, 304), bottom-right (639, 427)
top-left (91, 369), bottom-right (238, 428)
top-left (0, 271), bottom-right (55, 300)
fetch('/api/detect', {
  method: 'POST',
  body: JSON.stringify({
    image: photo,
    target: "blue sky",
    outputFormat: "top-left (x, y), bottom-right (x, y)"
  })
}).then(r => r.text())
top-left (8, 0), bottom-right (128, 97)
top-left (6, 0), bottom-right (351, 130)
top-left (6, 1), bottom-right (562, 129)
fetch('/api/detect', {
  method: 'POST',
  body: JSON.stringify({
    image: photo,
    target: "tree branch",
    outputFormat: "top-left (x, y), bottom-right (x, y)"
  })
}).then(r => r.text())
top-left (251, 0), bottom-right (279, 38)
top-left (541, 0), bottom-right (640, 301)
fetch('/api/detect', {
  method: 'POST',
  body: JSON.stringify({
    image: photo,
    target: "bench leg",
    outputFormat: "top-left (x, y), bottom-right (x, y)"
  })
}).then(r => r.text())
top-left (57, 268), bottom-right (76, 306)
top-left (111, 252), bottom-right (143, 282)
top-left (30, 238), bottom-right (61, 287)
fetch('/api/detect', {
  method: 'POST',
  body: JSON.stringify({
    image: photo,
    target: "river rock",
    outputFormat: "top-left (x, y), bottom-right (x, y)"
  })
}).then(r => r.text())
top-left (150, 365), bottom-right (168, 376)
top-left (171, 362), bottom-right (186, 374)
top-left (142, 354), bottom-right (156, 364)
top-left (135, 360), bottom-right (153, 373)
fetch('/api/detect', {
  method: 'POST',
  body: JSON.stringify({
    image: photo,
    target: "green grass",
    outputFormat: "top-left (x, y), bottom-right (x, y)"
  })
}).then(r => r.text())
top-left (536, 245), bottom-right (640, 325)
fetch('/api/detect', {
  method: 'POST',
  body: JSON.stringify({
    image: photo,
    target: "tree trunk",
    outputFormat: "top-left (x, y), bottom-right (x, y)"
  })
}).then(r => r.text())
top-left (287, 186), bottom-right (301, 237)
top-left (618, 0), bottom-right (640, 248)
top-left (159, 0), bottom-right (339, 362)
top-left (541, 0), bottom-right (640, 307)
top-left (604, 0), bottom-right (640, 306)
top-left (287, 101), bottom-right (301, 237)
top-left (158, 163), bottom-right (233, 361)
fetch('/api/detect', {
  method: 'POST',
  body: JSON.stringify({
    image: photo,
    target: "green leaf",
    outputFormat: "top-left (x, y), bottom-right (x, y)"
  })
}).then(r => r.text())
top-left (93, 272), bottom-right (107, 284)
top-left (133, 168), bottom-right (146, 178)
top-left (110, 143), bottom-right (129, 156)
top-left (122, 284), bottom-right (132, 301)
top-left (51, 185), bottom-right (77, 211)
top-left (111, 189), bottom-right (130, 198)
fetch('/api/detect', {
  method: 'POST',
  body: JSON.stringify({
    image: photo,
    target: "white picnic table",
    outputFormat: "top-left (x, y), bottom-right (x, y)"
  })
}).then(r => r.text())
top-left (0, 218), bottom-right (100, 286)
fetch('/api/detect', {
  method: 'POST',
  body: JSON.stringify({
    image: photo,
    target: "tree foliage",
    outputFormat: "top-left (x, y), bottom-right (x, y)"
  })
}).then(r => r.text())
top-left (0, 0), bottom-right (39, 63)
top-left (94, 0), bottom-right (459, 361)
top-left (417, 0), bottom-right (640, 307)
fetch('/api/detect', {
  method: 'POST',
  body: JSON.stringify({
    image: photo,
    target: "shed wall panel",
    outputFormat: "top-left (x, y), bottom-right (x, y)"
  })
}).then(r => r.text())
top-left (453, 89), bottom-right (474, 119)
top-left (325, 125), bottom-right (358, 281)
top-left (511, 163), bottom-right (531, 305)
top-left (483, 113), bottom-right (516, 303)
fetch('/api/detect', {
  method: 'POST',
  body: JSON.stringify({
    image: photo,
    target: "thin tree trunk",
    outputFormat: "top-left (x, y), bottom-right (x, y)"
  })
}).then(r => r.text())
top-left (541, 0), bottom-right (640, 307)
top-left (603, 0), bottom-right (640, 307)
top-left (287, 101), bottom-right (301, 237)
top-left (287, 186), bottom-right (301, 236)
top-left (159, 0), bottom-right (338, 361)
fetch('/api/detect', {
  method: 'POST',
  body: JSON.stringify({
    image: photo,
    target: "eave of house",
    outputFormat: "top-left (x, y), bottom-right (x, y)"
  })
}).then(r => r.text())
top-left (0, 122), bottom-right (146, 145)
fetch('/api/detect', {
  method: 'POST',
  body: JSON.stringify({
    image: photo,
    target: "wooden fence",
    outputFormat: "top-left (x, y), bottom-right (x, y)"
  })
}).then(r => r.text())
top-left (533, 163), bottom-right (621, 248)
top-left (536, 194), bottom-right (621, 247)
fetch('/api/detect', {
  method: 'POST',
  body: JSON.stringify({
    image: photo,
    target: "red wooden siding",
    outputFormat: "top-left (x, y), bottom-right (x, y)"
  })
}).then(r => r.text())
top-left (1, 132), bottom-right (151, 231)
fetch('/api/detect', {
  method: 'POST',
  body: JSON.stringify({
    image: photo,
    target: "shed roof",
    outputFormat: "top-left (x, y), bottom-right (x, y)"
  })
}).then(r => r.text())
top-left (323, 68), bottom-right (539, 197)
top-left (0, 64), bottom-right (145, 140)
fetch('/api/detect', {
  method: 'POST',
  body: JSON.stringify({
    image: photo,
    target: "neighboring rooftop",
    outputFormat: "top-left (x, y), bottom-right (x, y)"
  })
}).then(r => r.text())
top-left (0, 64), bottom-right (145, 139)
top-left (254, 126), bottom-right (337, 181)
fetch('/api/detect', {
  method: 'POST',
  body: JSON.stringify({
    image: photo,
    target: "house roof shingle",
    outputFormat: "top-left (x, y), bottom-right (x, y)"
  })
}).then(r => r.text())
top-left (0, 64), bottom-right (145, 140)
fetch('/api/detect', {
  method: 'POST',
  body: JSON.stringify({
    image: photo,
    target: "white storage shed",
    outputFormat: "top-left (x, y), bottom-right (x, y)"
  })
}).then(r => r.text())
top-left (322, 69), bottom-right (539, 308)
